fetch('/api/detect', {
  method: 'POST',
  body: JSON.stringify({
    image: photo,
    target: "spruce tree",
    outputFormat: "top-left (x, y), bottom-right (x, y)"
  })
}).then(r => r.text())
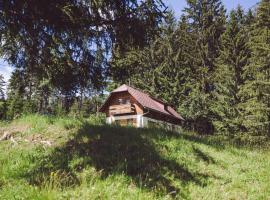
top-left (151, 14), bottom-right (197, 114)
top-left (6, 70), bottom-right (26, 119)
top-left (213, 6), bottom-right (251, 134)
top-left (241, 0), bottom-right (270, 136)
top-left (156, 15), bottom-right (196, 109)
top-left (184, 0), bottom-right (226, 134)
top-left (0, 74), bottom-right (5, 100)
top-left (0, 74), bottom-right (6, 119)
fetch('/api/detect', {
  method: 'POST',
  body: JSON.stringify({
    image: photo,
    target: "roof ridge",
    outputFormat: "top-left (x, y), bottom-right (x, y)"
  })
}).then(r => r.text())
top-left (126, 84), bottom-right (170, 105)
top-left (126, 84), bottom-right (150, 96)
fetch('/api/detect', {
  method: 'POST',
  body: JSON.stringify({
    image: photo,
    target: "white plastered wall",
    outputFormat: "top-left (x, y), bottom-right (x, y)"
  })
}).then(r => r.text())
top-left (142, 116), bottom-right (182, 132)
top-left (106, 115), bottom-right (142, 128)
top-left (106, 115), bottom-right (181, 132)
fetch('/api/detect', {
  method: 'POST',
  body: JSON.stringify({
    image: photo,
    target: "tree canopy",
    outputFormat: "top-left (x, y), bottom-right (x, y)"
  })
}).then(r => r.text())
top-left (0, 0), bottom-right (269, 137)
top-left (0, 0), bottom-right (167, 113)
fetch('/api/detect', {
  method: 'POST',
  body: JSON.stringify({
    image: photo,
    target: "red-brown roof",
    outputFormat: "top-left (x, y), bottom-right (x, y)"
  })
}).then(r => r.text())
top-left (100, 84), bottom-right (184, 120)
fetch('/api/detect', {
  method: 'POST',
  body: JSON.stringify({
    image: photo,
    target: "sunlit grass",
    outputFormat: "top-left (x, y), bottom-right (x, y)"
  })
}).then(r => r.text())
top-left (0, 115), bottom-right (269, 199)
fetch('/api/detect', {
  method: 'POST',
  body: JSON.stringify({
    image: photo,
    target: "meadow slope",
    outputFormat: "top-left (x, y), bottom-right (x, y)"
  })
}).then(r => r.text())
top-left (0, 115), bottom-right (269, 200)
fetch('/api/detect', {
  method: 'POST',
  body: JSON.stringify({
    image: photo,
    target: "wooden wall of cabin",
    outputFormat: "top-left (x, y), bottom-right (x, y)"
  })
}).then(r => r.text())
top-left (104, 92), bottom-right (143, 117)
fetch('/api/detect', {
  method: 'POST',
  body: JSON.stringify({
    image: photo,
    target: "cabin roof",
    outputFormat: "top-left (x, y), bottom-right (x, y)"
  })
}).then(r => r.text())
top-left (100, 84), bottom-right (184, 120)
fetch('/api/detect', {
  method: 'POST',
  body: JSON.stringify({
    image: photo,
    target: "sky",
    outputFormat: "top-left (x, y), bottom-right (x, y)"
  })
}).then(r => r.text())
top-left (0, 0), bottom-right (260, 87)
top-left (164, 0), bottom-right (259, 17)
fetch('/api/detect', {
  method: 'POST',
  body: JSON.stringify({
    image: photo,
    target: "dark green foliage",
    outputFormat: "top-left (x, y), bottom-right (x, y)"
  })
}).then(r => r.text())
top-left (6, 94), bottom-right (24, 119)
top-left (240, 0), bottom-right (270, 136)
top-left (0, 101), bottom-right (6, 119)
top-left (213, 6), bottom-right (251, 134)
top-left (184, 0), bottom-right (226, 73)
top-left (68, 94), bottom-right (106, 118)
top-left (110, 0), bottom-right (270, 137)
top-left (0, 0), bottom-right (166, 114)
top-left (0, 74), bottom-right (6, 119)
top-left (0, 74), bottom-right (4, 100)
top-left (183, 0), bottom-right (226, 134)
top-left (111, 1), bottom-right (227, 134)
top-left (111, 11), bottom-right (194, 105)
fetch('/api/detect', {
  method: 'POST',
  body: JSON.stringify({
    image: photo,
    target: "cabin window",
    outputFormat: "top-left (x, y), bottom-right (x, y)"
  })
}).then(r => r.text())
top-left (118, 98), bottom-right (130, 105)
top-left (113, 118), bottom-right (135, 126)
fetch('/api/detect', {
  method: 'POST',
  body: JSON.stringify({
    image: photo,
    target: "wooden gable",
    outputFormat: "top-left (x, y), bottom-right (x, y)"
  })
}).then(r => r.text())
top-left (102, 91), bottom-right (144, 117)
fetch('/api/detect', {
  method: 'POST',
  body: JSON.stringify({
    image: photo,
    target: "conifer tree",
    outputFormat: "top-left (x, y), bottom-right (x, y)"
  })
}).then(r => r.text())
top-left (150, 14), bottom-right (197, 112)
top-left (0, 74), bottom-right (6, 119)
top-left (241, 0), bottom-right (270, 136)
top-left (0, 74), bottom-right (5, 100)
top-left (213, 6), bottom-right (251, 134)
top-left (245, 9), bottom-right (256, 27)
top-left (184, 0), bottom-right (226, 134)
top-left (6, 70), bottom-right (26, 119)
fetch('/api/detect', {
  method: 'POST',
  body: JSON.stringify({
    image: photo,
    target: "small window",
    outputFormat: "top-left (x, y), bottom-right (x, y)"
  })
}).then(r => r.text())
top-left (113, 119), bottom-right (135, 127)
top-left (118, 98), bottom-right (130, 105)
top-left (118, 98), bottom-right (124, 104)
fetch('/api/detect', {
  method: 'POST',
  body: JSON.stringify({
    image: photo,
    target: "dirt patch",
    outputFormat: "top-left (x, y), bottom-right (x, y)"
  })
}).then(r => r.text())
top-left (0, 124), bottom-right (30, 135)
top-left (0, 124), bottom-right (52, 146)
top-left (0, 124), bottom-right (30, 141)
top-left (25, 134), bottom-right (53, 146)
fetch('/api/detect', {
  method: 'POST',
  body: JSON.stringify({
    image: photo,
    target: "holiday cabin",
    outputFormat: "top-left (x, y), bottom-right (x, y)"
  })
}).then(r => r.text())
top-left (99, 84), bottom-right (184, 131)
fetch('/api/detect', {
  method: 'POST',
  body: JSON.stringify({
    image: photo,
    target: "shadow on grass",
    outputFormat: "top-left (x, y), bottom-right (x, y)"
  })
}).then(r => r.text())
top-left (180, 134), bottom-right (226, 150)
top-left (181, 132), bottom-right (270, 150)
top-left (192, 146), bottom-right (216, 164)
top-left (26, 123), bottom-right (211, 197)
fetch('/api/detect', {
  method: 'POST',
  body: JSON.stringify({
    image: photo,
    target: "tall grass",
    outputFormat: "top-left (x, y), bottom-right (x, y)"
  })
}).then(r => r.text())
top-left (0, 114), bottom-right (269, 199)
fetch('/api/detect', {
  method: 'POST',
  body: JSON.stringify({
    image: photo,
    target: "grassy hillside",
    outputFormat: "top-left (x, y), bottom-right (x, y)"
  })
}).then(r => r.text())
top-left (0, 115), bottom-right (270, 200)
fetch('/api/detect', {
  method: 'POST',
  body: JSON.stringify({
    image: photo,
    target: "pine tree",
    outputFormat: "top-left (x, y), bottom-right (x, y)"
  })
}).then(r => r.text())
top-left (241, 0), bottom-right (270, 136)
top-left (213, 6), bottom-right (252, 134)
top-left (0, 74), bottom-right (6, 119)
top-left (149, 14), bottom-right (197, 112)
top-left (184, 0), bottom-right (226, 134)
top-left (245, 9), bottom-right (256, 27)
top-left (6, 70), bottom-right (26, 119)
top-left (0, 74), bottom-right (5, 100)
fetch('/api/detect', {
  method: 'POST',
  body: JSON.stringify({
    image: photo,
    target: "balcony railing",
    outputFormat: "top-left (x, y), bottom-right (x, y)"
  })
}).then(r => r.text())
top-left (109, 104), bottom-right (135, 115)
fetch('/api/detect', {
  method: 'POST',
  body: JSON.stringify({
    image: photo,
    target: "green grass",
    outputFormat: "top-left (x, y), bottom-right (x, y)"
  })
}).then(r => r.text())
top-left (0, 115), bottom-right (270, 199)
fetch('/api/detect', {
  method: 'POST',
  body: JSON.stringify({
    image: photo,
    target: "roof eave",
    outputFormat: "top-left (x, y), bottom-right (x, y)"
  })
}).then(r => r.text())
top-left (143, 106), bottom-right (184, 121)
